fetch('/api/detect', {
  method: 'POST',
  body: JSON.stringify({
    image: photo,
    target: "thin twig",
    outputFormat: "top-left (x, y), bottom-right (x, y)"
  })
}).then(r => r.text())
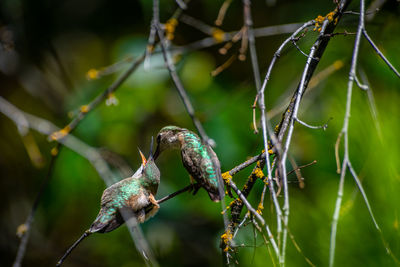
top-left (329, 0), bottom-right (364, 265)
top-left (335, 132), bottom-right (343, 174)
top-left (215, 0), bottom-right (232, 26)
top-left (256, 21), bottom-right (316, 263)
top-left (171, 22), bottom-right (305, 54)
top-left (228, 180), bottom-right (280, 259)
top-left (211, 54), bottom-right (237, 77)
top-left (50, 54), bottom-right (145, 140)
top-left (267, 60), bottom-right (344, 119)
top-left (279, 19), bottom-right (331, 265)
top-left (157, 184), bottom-right (194, 204)
top-left (13, 146), bottom-right (60, 267)
top-left (175, 0), bottom-right (187, 9)
top-left (259, 3), bottom-right (350, 264)
top-left (243, 0), bottom-right (262, 106)
top-left (287, 160), bottom-right (317, 177)
top-left (295, 117), bottom-right (330, 130)
top-left (362, 30), bottom-right (400, 78)
top-left (354, 75), bottom-right (369, 90)
top-left (155, 20), bottom-right (214, 146)
top-left (359, 69), bottom-right (383, 140)
top-left (180, 14), bottom-right (216, 36)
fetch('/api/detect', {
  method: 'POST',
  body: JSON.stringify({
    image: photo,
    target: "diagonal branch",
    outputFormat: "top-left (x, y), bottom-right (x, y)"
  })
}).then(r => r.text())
top-left (362, 30), bottom-right (400, 78)
top-left (154, 16), bottom-right (213, 146)
top-left (50, 54), bottom-right (145, 140)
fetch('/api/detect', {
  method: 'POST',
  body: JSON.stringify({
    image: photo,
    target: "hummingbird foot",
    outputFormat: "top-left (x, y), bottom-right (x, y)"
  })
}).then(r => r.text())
top-left (137, 209), bottom-right (146, 223)
top-left (149, 193), bottom-right (159, 208)
top-left (187, 175), bottom-right (201, 195)
top-left (144, 194), bottom-right (159, 220)
top-left (190, 183), bottom-right (201, 195)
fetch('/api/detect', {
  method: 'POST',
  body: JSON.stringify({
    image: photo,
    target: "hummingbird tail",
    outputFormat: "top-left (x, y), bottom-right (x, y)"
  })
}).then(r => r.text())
top-left (90, 211), bottom-right (124, 233)
top-left (207, 190), bottom-right (222, 202)
top-left (56, 231), bottom-right (91, 266)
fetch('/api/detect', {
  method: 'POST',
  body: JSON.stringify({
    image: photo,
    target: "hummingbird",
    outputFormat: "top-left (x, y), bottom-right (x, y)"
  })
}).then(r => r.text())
top-left (153, 126), bottom-right (224, 202)
top-left (56, 149), bottom-right (160, 266)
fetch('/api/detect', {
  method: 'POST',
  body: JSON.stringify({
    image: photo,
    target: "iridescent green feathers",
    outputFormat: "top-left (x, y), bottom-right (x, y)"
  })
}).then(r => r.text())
top-left (57, 151), bottom-right (161, 266)
top-left (154, 126), bottom-right (223, 202)
top-left (90, 152), bottom-right (160, 233)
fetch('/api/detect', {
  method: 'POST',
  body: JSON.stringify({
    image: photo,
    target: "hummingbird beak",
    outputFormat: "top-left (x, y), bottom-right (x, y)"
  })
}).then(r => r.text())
top-left (138, 149), bottom-right (147, 166)
top-left (148, 136), bottom-right (154, 160)
top-left (153, 145), bottom-right (160, 160)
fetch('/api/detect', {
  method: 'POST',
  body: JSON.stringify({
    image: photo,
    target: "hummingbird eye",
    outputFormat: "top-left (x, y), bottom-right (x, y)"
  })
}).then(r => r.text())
top-left (157, 134), bottom-right (161, 144)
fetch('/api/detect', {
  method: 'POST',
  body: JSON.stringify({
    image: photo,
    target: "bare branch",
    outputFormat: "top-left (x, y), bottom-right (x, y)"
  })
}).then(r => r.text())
top-left (215, 0), bottom-right (232, 26)
top-left (295, 117), bottom-right (330, 130)
top-left (362, 30), bottom-right (400, 79)
top-left (156, 21), bottom-right (214, 146)
top-left (329, 1), bottom-right (365, 265)
top-left (354, 74), bottom-right (369, 90)
top-left (50, 54), bottom-right (145, 141)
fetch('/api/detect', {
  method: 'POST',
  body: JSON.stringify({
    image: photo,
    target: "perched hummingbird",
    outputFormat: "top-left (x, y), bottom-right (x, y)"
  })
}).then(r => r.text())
top-left (56, 149), bottom-right (160, 266)
top-left (153, 126), bottom-right (223, 202)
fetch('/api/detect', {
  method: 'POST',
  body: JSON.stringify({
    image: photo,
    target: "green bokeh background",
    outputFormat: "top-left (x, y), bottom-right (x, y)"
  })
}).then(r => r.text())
top-left (1, 0), bottom-right (399, 266)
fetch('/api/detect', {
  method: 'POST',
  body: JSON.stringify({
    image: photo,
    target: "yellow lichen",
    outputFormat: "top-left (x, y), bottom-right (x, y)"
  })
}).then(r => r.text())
top-left (256, 202), bottom-right (264, 215)
top-left (146, 44), bottom-right (155, 53)
top-left (313, 9), bottom-right (338, 32)
top-left (333, 60), bottom-right (344, 70)
top-left (165, 18), bottom-right (178, 40)
top-left (222, 172), bottom-right (232, 183)
top-left (249, 175), bottom-right (254, 182)
top-left (80, 105), bottom-right (90, 114)
top-left (50, 125), bottom-right (71, 141)
top-left (86, 69), bottom-right (99, 80)
top-left (326, 11), bottom-right (335, 22)
top-left (254, 167), bottom-right (265, 179)
top-left (262, 148), bottom-right (274, 154)
top-left (223, 201), bottom-right (235, 213)
top-left (212, 28), bottom-right (225, 43)
top-left (51, 146), bottom-right (59, 156)
top-left (221, 230), bottom-right (233, 252)
top-left (16, 224), bottom-right (27, 237)
top-left (315, 15), bottom-right (325, 24)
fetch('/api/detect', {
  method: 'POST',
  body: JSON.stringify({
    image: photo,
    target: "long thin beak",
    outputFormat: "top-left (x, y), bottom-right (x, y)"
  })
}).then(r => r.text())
top-left (153, 145), bottom-right (160, 160)
top-left (149, 136), bottom-right (154, 159)
top-left (138, 149), bottom-right (147, 166)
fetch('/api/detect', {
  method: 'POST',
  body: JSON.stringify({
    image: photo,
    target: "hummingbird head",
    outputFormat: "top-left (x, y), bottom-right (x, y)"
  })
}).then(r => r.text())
top-left (137, 149), bottom-right (160, 183)
top-left (153, 126), bottom-right (184, 159)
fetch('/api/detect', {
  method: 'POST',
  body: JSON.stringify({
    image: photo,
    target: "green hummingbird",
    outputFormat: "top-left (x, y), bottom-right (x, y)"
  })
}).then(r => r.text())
top-left (153, 126), bottom-right (223, 202)
top-left (56, 149), bottom-right (160, 266)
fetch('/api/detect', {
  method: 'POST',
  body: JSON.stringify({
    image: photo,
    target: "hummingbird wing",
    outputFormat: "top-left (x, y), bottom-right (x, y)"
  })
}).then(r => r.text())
top-left (181, 146), bottom-right (221, 202)
top-left (89, 179), bottom-right (140, 233)
top-left (89, 184), bottom-right (124, 233)
top-left (206, 146), bottom-right (225, 201)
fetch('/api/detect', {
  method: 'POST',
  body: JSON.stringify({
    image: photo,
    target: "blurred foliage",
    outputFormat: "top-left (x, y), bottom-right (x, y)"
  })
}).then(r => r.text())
top-left (1, 0), bottom-right (400, 266)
